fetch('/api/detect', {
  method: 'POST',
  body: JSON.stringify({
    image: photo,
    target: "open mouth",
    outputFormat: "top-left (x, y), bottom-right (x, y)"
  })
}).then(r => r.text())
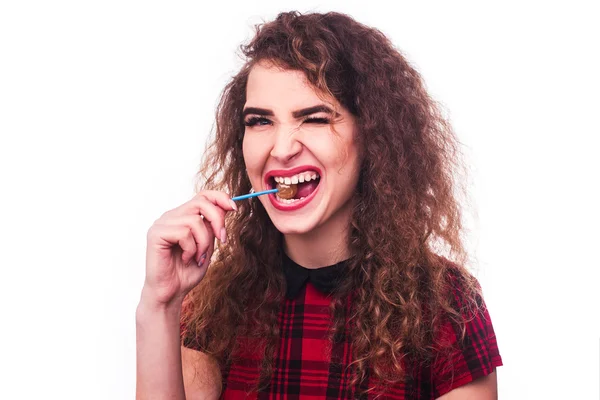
top-left (265, 167), bottom-right (321, 210)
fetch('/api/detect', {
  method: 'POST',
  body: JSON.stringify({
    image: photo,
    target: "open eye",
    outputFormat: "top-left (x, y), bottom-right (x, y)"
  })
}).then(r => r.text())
top-left (243, 116), bottom-right (330, 128)
top-left (244, 117), bottom-right (271, 127)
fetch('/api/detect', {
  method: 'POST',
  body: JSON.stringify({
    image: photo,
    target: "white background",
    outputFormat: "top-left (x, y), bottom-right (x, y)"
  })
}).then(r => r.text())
top-left (1, 1), bottom-right (598, 399)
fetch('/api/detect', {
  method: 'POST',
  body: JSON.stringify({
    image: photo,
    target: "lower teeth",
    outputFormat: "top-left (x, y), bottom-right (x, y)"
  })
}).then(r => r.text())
top-left (276, 196), bottom-right (305, 204)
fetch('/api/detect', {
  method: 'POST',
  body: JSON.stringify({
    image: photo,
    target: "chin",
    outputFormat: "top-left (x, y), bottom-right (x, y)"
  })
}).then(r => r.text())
top-left (259, 194), bottom-right (326, 235)
top-left (270, 217), bottom-right (319, 235)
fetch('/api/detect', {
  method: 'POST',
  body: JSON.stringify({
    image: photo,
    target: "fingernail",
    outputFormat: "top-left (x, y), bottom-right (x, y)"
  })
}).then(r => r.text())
top-left (229, 200), bottom-right (238, 211)
top-left (220, 227), bottom-right (227, 244)
top-left (198, 253), bottom-right (207, 266)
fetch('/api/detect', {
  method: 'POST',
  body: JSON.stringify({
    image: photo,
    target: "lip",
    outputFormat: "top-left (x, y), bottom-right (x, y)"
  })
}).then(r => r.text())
top-left (264, 165), bottom-right (322, 185)
top-left (264, 165), bottom-right (322, 212)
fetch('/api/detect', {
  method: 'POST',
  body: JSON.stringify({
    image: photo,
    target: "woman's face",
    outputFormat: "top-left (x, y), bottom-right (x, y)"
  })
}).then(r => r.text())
top-left (242, 61), bottom-right (361, 236)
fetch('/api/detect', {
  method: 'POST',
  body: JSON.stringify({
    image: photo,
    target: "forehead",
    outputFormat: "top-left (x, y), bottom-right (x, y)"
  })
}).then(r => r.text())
top-left (245, 62), bottom-right (333, 109)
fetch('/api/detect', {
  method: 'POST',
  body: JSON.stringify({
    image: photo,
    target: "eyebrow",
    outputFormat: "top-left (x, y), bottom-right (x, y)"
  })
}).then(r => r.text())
top-left (241, 104), bottom-right (340, 119)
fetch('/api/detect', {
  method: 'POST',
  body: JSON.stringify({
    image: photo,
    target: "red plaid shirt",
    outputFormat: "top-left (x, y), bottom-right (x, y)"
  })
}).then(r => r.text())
top-left (182, 258), bottom-right (502, 399)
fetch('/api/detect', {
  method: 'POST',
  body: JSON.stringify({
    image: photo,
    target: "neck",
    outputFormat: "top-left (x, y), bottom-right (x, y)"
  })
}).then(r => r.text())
top-left (283, 200), bottom-right (353, 269)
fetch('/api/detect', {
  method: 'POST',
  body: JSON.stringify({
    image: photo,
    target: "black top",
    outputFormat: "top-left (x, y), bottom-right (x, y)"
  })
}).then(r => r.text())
top-left (282, 252), bottom-right (350, 299)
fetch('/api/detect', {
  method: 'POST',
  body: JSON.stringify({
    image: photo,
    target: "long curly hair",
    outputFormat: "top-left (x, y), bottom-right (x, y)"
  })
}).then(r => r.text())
top-left (181, 10), bottom-right (482, 395)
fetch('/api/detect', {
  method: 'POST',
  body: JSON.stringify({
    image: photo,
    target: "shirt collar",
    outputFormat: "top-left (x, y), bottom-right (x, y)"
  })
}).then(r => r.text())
top-left (282, 252), bottom-right (350, 299)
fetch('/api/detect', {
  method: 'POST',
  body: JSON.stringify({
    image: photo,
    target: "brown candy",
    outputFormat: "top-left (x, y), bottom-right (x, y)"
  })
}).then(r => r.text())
top-left (276, 183), bottom-right (297, 199)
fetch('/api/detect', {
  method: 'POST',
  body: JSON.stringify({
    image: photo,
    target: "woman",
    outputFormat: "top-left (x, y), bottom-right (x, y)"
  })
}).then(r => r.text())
top-left (136, 11), bottom-right (502, 399)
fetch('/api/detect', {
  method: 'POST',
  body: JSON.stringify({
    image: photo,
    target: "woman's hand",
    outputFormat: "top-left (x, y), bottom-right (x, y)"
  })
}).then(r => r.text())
top-left (142, 190), bottom-right (237, 307)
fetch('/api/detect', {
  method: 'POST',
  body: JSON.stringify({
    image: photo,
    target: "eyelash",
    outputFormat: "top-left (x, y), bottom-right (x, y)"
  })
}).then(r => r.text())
top-left (243, 116), bottom-right (330, 127)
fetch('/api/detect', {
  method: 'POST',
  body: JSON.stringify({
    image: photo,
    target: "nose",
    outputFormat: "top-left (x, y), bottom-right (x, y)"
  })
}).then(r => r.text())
top-left (269, 125), bottom-right (302, 163)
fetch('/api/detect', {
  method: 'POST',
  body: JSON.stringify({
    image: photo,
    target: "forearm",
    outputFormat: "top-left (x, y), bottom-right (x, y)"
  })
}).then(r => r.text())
top-left (136, 290), bottom-right (186, 400)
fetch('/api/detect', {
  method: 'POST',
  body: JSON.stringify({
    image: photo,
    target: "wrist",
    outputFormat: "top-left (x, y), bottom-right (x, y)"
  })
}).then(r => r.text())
top-left (137, 286), bottom-right (184, 320)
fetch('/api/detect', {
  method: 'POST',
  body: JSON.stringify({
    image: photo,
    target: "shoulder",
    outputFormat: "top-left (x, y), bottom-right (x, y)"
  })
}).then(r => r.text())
top-left (429, 259), bottom-right (503, 398)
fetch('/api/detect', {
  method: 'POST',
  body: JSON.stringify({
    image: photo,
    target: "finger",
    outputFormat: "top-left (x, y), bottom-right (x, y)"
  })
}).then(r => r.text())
top-left (161, 215), bottom-right (214, 264)
top-left (178, 229), bottom-right (199, 266)
top-left (162, 190), bottom-right (236, 243)
top-left (196, 197), bottom-right (227, 243)
top-left (202, 223), bottom-right (215, 267)
top-left (169, 190), bottom-right (237, 218)
top-left (172, 196), bottom-right (227, 243)
top-left (191, 190), bottom-right (237, 214)
top-left (150, 225), bottom-right (198, 266)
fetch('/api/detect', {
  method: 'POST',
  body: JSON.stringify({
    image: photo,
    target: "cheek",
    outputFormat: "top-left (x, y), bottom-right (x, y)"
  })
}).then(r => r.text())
top-left (305, 135), bottom-right (341, 167)
top-left (242, 135), bottom-right (267, 178)
top-left (331, 142), bottom-right (361, 192)
top-left (320, 135), bottom-right (359, 172)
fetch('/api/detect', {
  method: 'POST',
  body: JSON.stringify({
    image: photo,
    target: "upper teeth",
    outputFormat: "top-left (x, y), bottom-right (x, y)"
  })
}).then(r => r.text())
top-left (273, 171), bottom-right (319, 184)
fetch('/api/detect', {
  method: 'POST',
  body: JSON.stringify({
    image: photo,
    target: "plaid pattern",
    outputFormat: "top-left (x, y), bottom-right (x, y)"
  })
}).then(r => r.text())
top-left (182, 277), bottom-right (502, 399)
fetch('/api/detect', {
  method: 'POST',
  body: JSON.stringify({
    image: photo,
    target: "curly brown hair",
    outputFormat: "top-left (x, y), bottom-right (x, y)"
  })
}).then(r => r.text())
top-left (181, 10), bottom-right (483, 395)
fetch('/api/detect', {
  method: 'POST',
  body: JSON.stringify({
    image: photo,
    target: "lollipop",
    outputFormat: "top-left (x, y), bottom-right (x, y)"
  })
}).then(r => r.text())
top-left (275, 183), bottom-right (297, 199)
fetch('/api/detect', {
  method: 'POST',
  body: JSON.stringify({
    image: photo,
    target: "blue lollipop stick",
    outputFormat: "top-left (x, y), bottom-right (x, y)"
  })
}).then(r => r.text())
top-left (231, 188), bottom-right (279, 201)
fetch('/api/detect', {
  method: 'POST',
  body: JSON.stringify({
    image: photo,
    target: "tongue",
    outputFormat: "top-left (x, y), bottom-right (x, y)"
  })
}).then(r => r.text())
top-left (294, 180), bottom-right (319, 199)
